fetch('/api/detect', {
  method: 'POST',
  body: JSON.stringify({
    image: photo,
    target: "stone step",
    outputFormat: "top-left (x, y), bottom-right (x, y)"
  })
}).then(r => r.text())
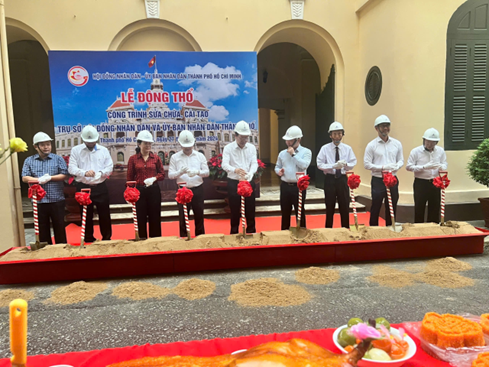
top-left (22, 201), bottom-right (365, 227)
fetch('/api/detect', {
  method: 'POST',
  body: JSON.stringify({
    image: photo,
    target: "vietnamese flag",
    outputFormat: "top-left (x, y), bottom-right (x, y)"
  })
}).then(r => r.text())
top-left (148, 56), bottom-right (156, 68)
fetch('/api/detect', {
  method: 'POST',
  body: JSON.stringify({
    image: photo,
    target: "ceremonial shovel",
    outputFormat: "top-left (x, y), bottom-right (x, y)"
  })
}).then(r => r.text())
top-left (438, 170), bottom-right (449, 226)
top-left (125, 181), bottom-right (141, 241)
top-left (382, 171), bottom-right (402, 233)
top-left (79, 188), bottom-right (91, 247)
top-left (28, 181), bottom-right (48, 251)
top-left (290, 172), bottom-right (308, 239)
top-left (346, 171), bottom-right (365, 232)
top-left (179, 183), bottom-right (192, 241)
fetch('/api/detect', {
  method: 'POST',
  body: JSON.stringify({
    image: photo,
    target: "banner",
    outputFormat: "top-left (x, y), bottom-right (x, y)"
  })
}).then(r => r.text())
top-left (48, 51), bottom-right (258, 203)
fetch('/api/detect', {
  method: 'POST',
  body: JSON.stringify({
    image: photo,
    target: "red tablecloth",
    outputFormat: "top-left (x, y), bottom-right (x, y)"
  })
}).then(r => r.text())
top-left (0, 324), bottom-right (449, 367)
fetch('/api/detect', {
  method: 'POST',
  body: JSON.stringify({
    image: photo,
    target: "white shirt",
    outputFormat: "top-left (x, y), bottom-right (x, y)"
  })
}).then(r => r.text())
top-left (274, 145), bottom-right (312, 183)
top-left (168, 150), bottom-right (210, 188)
top-left (68, 143), bottom-right (113, 185)
top-left (317, 142), bottom-right (357, 175)
top-left (222, 141), bottom-right (258, 181)
top-left (406, 145), bottom-right (448, 180)
top-left (364, 136), bottom-right (404, 178)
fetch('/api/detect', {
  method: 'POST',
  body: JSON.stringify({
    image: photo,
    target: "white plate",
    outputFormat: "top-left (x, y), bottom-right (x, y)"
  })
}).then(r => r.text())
top-left (332, 325), bottom-right (416, 367)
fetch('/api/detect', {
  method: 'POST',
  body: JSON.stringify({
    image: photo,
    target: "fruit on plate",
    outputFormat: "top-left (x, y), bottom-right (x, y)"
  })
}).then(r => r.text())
top-left (481, 314), bottom-right (489, 335)
top-left (108, 337), bottom-right (376, 367)
top-left (472, 351), bottom-right (489, 366)
top-left (420, 312), bottom-right (484, 349)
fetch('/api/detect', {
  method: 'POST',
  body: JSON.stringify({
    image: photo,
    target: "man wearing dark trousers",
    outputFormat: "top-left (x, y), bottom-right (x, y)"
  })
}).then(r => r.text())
top-left (364, 115), bottom-right (404, 226)
top-left (275, 125), bottom-right (312, 230)
top-left (22, 132), bottom-right (69, 244)
top-left (222, 121), bottom-right (258, 234)
top-left (169, 130), bottom-right (209, 238)
top-left (406, 128), bottom-right (447, 223)
top-left (317, 122), bottom-right (357, 228)
top-left (68, 125), bottom-right (113, 242)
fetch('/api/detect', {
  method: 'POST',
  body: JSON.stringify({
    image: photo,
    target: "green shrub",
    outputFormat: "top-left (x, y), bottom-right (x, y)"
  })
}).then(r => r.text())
top-left (468, 139), bottom-right (489, 187)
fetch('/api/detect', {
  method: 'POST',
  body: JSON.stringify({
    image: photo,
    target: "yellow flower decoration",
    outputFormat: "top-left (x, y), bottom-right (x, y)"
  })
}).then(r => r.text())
top-left (9, 137), bottom-right (28, 153)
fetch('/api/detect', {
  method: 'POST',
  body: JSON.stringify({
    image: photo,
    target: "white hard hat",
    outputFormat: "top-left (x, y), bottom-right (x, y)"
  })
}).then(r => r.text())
top-left (81, 126), bottom-right (99, 143)
top-left (328, 121), bottom-right (344, 133)
top-left (137, 130), bottom-right (154, 143)
top-left (178, 130), bottom-right (195, 147)
top-left (234, 120), bottom-right (251, 136)
top-left (422, 128), bottom-right (440, 141)
top-left (374, 114), bottom-right (391, 127)
top-left (282, 125), bottom-right (303, 140)
top-left (33, 132), bottom-right (53, 145)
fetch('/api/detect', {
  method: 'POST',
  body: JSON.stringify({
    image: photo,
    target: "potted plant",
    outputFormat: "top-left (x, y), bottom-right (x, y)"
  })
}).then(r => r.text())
top-left (467, 138), bottom-right (489, 226)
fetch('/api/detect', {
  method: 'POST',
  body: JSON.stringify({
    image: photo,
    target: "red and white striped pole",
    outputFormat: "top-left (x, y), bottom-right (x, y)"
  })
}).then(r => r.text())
top-left (132, 203), bottom-right (139, 240)
top-left (350, 188), bottom-right (359, 230)
top-left (32, 192), bottom-right (39, 239)
top-left (296, 172), bottom-right (305, 230)
top-left (183, 203), bottom-right (191, 240)
top-left (241, 195), bottom-right (246, 236)
top-left (386, 187), bottom-right (395, 230)
top-left (80, 188), bottom-right (91, 247)
top-left (441, 189), bottom-right (446, 225)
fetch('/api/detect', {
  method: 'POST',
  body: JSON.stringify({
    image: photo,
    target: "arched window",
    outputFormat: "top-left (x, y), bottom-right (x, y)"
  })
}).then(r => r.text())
top-left (57, 140), bottom-right (60, 149)
top-left (249, 136), bottom-right (253, 142)
top-left (116, 132), bottom-right (125, 138)
top-left (224, 133), bottom-right (230, 142)
top-left (218, 133), bottom-right (221, 140)
top-left (195, 131), bottom-right (203, 137)
top-left (158, 151), bottom-right (165, 162)
top-left (67, 138), bottom-right (71, 147)
top-left (103, 133), bottom-right (109, 139)
top-left (168, 131), bottom-right (174, 137)
top-left (62, 140), bottom-right (65, 148)
top-left (198, 149), bottom-right (205, 155)
top-left (211, 150), bottom-right (216, 157)
top-left (74, 137), bottom-right (79, 145)
top-left (117, 152), bottom-right (124, 162)
top-left (208, 131), bottom-right (214, 136)
top-left (169, 151), bottom-right (176, 161)
top-left (254, 136), bottom-right (258, 143)
top-left (156, 131), bottom-right (164, 137)
top-left (445, 0), bottom-right (489, 150)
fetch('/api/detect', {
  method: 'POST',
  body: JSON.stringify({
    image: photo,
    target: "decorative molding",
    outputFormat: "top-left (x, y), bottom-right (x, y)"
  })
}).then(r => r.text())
top-left (144, 0), bottom-right (160, 19)
top-left (289, 0), bottom-right (305, 20)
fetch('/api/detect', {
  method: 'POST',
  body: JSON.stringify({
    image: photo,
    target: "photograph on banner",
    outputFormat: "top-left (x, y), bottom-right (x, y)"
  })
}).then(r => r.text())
top-left (49, 51), bottom-right (259, 203)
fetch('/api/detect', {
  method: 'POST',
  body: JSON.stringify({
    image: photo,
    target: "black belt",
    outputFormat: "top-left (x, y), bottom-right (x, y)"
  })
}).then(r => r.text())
top-left (281, 181), bottom-right (297, 186)
top-left (326, 174), bottom-right (345, 178)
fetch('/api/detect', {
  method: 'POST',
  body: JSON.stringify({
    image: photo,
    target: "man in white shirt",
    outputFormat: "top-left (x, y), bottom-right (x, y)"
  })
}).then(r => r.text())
top-left (363, 115), bottom-right (404, 227)
top-left (275, 125), bottom-right (312, 230)
top-left (68, 125), bottom-right (113, 242)
top-left (317, 122), bottom-right (357, 228)
top-left (168, 130), bottom-right (209, 237)
top-left (222, 121), bottom-right (258, 234)
top-left (406, 128), bottom-right (448, 223)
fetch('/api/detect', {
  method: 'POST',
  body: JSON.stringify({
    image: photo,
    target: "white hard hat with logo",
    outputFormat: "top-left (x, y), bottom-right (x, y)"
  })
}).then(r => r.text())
top-left (137, 130), bottom-right (154, 143)
top-left (328, 121), bottom-right (344, 133)
top-left (234, 121), bottom-right (251, 136)
top-left (282, 125), bottom-right (303, 140)
top-left (374, 115), bottom-right (391, 127)
top-left (422, 128), bottom-right (440, 141)
top-left (178, 130), bottom-right (195, 147)
top-left (81, 126), bottom-right (99, 143)
top-left (33, 132), bottom-right (53, 145)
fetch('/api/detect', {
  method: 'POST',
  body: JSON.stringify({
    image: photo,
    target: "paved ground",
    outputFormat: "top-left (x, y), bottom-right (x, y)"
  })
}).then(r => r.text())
top-left (1, 222), bottom-right (488, 358)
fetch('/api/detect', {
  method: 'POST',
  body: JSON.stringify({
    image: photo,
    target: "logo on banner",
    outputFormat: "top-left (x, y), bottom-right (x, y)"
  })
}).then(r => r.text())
top-left (68, 66), bottom-right (89, 87)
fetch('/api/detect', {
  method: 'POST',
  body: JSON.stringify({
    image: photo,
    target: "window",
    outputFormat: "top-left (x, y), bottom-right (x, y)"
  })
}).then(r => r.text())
top-left (254, 136), bottom-right (258, 143)
top-left (211, 150), bottom-right (216, 157)
top-left (74, 138), bottom-right (79, 145)
top-left (224, 133), bottom-right (230, 142)
top-left (117, 152), bottom-right (124, 162)
top-left (249, 136), bottom-right (253, 142)
top-left (445, 0), bottom-right (489, 150)
top-left (103, 133), bottom-right (109, 139)
top-left (218, 133), bottom-right (221, 140)
top-left (67, 139), bottom-right (71, 147)
top-left (158, 151), bottom-right (165, 162)
top-left (209, 131), bottom-right (214, 137)
top-left (57, 140), bottom-right (59, 149)
top-left (116, 132), bottom-right (125, 138)
top-left (157, 131), bottom-right (164, 137)
top-left (195, 131), bottom-right (203, 137)
top-left (168, 131), bottom-right (174, 137)
top-left (198, 149), bottom-right (205, 155)
top-left (62, 140), bottom-right (65, 148)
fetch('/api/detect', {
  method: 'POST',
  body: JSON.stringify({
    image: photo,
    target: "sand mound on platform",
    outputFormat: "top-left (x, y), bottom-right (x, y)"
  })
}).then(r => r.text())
top-left (295, 267), bottom-right (340, 285)
top-left (44, 281), bottom-right (107, 305)
top-left (0, 222), bottom-right (482, 262)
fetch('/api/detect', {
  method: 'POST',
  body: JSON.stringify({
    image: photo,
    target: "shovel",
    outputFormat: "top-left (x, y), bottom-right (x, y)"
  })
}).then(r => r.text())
top-left (345, 171), bottom-right (365, 232)
top-left (28, 181), bottom-right (48, 251)
top-left (438, 170), bottom-right (448, 226)
top-left (382, 171), bottom-right (402, 232)
top-left (79, 188), bottom-right (91, 248)
top-left (239, 195), bottom-right (253, 239)
top-left (126, 181), bottom-right (142, 241)
top-left (290, 172), bottom-right (308, 238)
top-left (179, 182), bottom-right (192, 241)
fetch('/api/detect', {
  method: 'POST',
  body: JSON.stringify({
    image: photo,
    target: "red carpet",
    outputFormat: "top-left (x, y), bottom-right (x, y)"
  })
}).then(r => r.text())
top-left (64, 213), bottom-right (384, 243)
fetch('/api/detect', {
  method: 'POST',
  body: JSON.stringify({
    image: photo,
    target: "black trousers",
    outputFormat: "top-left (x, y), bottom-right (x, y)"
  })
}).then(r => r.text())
top-left (324, 174), bottom-right (350, 228)
top-left (414, 178), bottom-right (441, 223)
top-left (227, 178), bottom-right (256, 234)
top-left (38, 200), bottom-right (67, 244)
top-left (178, 184), bottom-right (205, 237)
top-left (136, 184), bottom-right (162, 239)
top-left (76, 182), bottom-right (112, 241)
top-left (280, 181), bottom-right (306, 230)
top-left (370, 176), bottom-right (399, 226)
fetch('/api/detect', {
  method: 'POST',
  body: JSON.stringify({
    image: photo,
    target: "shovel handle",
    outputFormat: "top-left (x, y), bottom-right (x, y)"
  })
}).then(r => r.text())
top-left (126, 181), bottom-right (137, 187)
top-left (10, 299), bottom-right (27, 367)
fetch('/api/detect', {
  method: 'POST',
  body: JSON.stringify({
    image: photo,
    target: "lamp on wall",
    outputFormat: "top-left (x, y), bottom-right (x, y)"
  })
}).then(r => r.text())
top-left (144, 0), bottom-right (160, 19)
top-left (263, 69), bottom-right (268, 84)
top-left (289, 0), bottom-right (305, 20)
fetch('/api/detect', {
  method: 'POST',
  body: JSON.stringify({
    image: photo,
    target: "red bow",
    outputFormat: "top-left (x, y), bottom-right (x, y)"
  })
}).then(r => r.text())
top-left (237, 181), bottom-right (253, 197)
top-left (176, 187), bottom-right (194, 204)
top-left (433, 176), bottom-right (450, 189)
top-left (28, 184), bottom-right (46, 201)
top-left (124, 187), bottom-right (140, 204)
top-left (75, 192), bottom-right (92, 206)
top-left (297, 175), bottom-right (310, 191)
top-left (347, 174), bottom-right (361, 190)
top-left (383, 172), bottom-right (398, 188)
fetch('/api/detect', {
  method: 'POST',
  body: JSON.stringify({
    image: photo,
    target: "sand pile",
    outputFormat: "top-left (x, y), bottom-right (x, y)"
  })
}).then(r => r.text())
top-left (228, 278), bottom-right (311, 307)
top-left (0, 289), bottom-right (35, 307)
top-left (368, 265), bottom-right (417, 288)
top-left (112, 282), bottom-right (170, 300)
top-left (414, 270), bottom-right (475, 288)
top-left (295, 267), bottom-right (340, 285)
top-left (0, 222), bottom-right (482, 262)
top-left (44, 281), bottom-right (107, 305)
top-left (173, 279), bottom-right (216, 300)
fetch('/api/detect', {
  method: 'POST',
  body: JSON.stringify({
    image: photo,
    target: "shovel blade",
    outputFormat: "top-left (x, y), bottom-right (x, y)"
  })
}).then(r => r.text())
top-left (29, 241), bottom-right (47, 251)
top-left (290, 227), bottom-right (308, 239)
top-left (350, 224), bottom-right (365, 232)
